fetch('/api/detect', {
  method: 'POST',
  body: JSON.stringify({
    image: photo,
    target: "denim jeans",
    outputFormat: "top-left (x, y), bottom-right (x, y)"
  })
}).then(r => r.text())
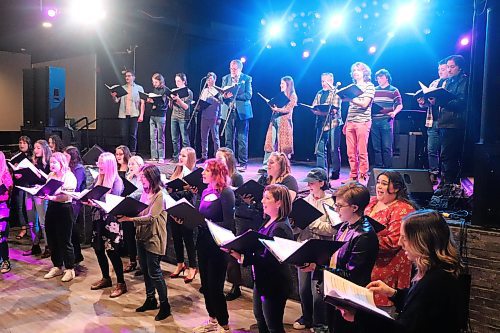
top-left (315, 125), bottom-right (341, 173)
top-left (171, 118), bottom-right (190, 161)
top-left (370, 117), bottom-right (394, 168)
top-left (224, 112), bottom-right (249, 166)
top-left (121, 116), bottom-right (139, 153)
top-left (297, 269), bottom-right (327, 328)
top-left (253, 287), bottom-right (287, 333)
top-left (427, 123), bottom-right (440, 174)
top-left (439, 128), bottom-right (464, 184)
top-left (26, 194), bottom-right (47, 247)
top-left (200, 117), bottom-right (220, 159)
top-left (150, 115), bottom-right (166, 160)
top-left (137, 241), bottom-right (168, 303)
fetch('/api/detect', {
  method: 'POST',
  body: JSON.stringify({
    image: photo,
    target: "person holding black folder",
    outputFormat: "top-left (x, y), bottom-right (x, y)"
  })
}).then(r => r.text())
top-left (111, 70), bottom-right (145, 154)
top-left (42, 152), bottom-right (77, 282)
top-left (0, 152), bottom-right (13, 273)
top-left (148, 73), bottom-right (168, 162)
top-left (169, 73), bottom-right (193, 163)
top-left (198, 72), bottom-right (222, 163)
top-left (228, 184), bottom-right (294, 333)
top-left (168, 147), bottom-right (198, 282)
top-left (21, 139), bottom-right (51, 257)
top-left (343, 62), bottom-right (375, 184)
top-left (339, 210), bottom-right (465, 333)
top-left (88, 152), bottom-right (127, 298)
top-left (261, 76), bottom-right (298, 172)
top-left (117, 165), bottom-right (172, 321)
top-left (192, 159), bottom-right (235, 333)
top-left (12, 135), bottom-right (32, 240)
top-left (293, 168), bottom-right (335, 332)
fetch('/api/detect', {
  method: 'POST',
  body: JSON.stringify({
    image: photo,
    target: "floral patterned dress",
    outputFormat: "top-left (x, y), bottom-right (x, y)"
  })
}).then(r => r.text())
top-left (365, 197), bottom-right (415, 306)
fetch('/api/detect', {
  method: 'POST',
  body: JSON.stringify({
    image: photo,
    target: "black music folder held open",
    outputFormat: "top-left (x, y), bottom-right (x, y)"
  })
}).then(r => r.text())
top-left (299, 103), bottom-right (339, 113)
top-left (10, 159), bottom-right (48, 187)
top-left (214, 83), bottom-right (242, 96)
top-left (405, 89), bottom-right (424, 99)
top-left (323, 270), bottom-right (393, 320)
top-left (16, 178), bottom-right (64, 197)
top-left (183, 168), bottom-right (207, 192)
top-left (206, 221), bottom-right (272, 253)
top-left (165, 178), bottom-right (188, 193)
top-left (289, 198), bottom-right (324, 230)
top-left (234, 180), bottom-right (265, 203)
top-left (94, 194), bottom-right (148, 217)
top-left (166, 86), bottom-right (189, 99)
top-left (139, 91), bottom-right (164, 104)
top-left (418, 81), bottom-right (457, 106)
top-left (105, 84), bottom-right (128, 98)
top-left (260, 237), bottom-right (345, 266)
top-left (121, 177), bottom-right (138, 197)
top-left (166, 198), bottom-right (206, 230)
top-left (7, 152), bottom-right (28, 165)
top-left (196, 99), bottom-right (212, 112)
top-left (336, 84), bottom-right (364, 101)
top-left (63, 185), bottom-right (110, 202)
top-left (258, 92), bottom-right (290, 108)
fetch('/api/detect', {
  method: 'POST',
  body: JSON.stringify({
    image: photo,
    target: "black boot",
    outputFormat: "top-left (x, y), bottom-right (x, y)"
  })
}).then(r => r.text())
top-left (154, 301), bottom-right (171, 321)
top-left (23, 244), bottom-right (42, 256)
top-left (136, 297), bottom-right (158, 312)
top-left (225, 285), bottom-right (241, 301)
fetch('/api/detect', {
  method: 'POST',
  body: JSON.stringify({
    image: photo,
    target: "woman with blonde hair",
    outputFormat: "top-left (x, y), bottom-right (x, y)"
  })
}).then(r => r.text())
top-left (42, 152), bottom-right (77, 282)
top-left (168, 147), bottom-right (198, 282)
top-left (261, 76), bottom-right (298, 172)
top-left (88, 152), bottom-right (127, 297)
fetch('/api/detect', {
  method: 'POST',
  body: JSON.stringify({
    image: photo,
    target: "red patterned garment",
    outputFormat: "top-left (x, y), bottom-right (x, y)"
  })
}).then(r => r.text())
top-left (365, 197), bottom-right (415, 306)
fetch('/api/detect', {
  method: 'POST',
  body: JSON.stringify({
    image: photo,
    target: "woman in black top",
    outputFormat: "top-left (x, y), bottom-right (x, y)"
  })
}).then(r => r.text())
top-left (230, 184), bottom-right (294, 333)
top-left (115, 145), bottom-right (131, 179)
top-left (340, 210), bottom-right (465, 333)
top-left (13, 135), bottom-right (33, 240)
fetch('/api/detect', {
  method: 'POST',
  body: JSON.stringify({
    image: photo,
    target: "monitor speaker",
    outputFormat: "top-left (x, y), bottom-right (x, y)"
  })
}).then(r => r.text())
top-left (82, 144), bottom-right (105, 166)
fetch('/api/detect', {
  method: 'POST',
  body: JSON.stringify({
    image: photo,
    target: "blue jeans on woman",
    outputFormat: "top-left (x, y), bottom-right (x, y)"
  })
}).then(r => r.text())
top-left (427, 123), bottom-right (441, 175)
top-left (150, 115), bottom-right (166, 160)
top-left (137, 241), bottom-right (168, 303)
top-left (171, 118), bottom-right (190, 161)
top-left (371, 117), bottom-right (394, 168)
top-left (297, 269), bottom-right (328, 330)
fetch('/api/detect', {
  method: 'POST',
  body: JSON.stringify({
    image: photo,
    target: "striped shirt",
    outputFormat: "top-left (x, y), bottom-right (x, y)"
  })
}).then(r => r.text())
top-left (372, 84), bottom-right (402, 120)
top-left (346, 82), bottom-right (375, 123)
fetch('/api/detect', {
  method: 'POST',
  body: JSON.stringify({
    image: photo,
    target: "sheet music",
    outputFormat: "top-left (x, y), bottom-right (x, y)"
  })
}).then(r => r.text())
top-left (260, 236), bottom-right (302, 262)
top-left (206, 220), bottom-right (236, 246)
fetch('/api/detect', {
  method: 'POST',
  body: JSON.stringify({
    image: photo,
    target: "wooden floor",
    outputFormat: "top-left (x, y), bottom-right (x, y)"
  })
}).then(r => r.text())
top-left (1, 238), bottom-right (312, 333)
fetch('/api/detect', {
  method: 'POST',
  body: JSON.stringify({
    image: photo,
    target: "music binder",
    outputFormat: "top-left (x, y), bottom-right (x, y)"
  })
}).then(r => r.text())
top-left (62, 185), bottom-right (110, 202)
top-left (184, 168), bottom-right (207, 192)
top-left (299, 103), bottom-right (339, 113)
top-left (16, 178), bottom-right (64, 197)
top-left (418, 81), bottom-right (457, 105)
top-left (166, 86), bottom-right (189, 99)
top-left (7, 152), bottom-right (28, 165)
top-left (214, 83), bottom-right (241, 96)
top-left (260, 236), bottom-right (345, 266)
top-left (105, 84), bottom-right (128, 98)
top-left (121, 177), bottom-right (138, 197)
top-left (165, 198), bottom-right (205, 230)
top-left (323, 270), bottom-right (393, 320)
top-left (371, 103), bottom-right (390, 115)
top-left (196, 99), bottom-right (212, 112)
top-left (289, 198), bottom-right (324, 230)
top-left (234, 179), bottom-right (265, 203)
top-left (139, 91), bottom-right (164, 103)
top-left (405, 89), bottom-right (424, 99)
top-left (165, 178), bottom-right (188, 193)
top-left (336, 84), bottom-right (364, 101)
top-left (10, 159), bottom-right (48, 186)
top-left (93, 193), bottom-right (148, 217)
top-left (258, 92), bottom-right (291, 109)
top-left (322, 203), bottom-right (343, 226)
top-left (206, 221), bottom-right (272, 253)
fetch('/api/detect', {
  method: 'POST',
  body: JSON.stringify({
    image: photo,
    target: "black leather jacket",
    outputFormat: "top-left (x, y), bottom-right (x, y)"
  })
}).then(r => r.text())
top-left (438, 72), bottom-right (468, 129)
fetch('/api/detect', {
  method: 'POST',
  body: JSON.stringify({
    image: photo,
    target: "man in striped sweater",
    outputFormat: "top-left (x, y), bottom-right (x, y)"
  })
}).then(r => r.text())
top-left (371, 69), bottom-right (403, 168)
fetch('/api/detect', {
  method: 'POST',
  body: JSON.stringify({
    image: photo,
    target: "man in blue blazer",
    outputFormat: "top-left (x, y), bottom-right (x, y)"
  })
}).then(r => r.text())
top-left (221, 59), bottom-right (253, 171)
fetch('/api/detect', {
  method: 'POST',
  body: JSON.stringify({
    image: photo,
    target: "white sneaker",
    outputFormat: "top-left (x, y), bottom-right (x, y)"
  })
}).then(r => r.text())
top-left (158, 158), bottom-right (165, 164)
top-left (44, 267), bottom-right (63, 279)
top-left (61, 268), bottom-right (75, 282)
top-left (193, 319), bottom-right (219, 333)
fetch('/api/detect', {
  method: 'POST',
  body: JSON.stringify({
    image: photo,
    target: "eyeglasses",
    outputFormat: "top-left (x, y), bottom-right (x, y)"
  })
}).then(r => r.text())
top-left (334, 203), bottom-right (351, 210)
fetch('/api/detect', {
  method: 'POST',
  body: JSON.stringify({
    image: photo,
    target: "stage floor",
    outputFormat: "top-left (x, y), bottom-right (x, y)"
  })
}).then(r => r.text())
top-left (1, 238), bottom-right (310, 333)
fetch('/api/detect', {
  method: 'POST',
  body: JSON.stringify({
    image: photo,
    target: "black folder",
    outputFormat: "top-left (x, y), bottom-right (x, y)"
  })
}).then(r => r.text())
top-left (183, 168), bottom-right (207, 192)
top-left (214, 84), bottom-right (241, 96)
top-left (423, 87), bottom-right (457, 106)
top-left (258, 92), bottom-right (290, 108)
top-left (222, 230), bottom-right (273, 253)
top-left (139, 91), bottom-right (164, 104)
top-left (196, 99), bottom-right (212, 112)
top-left (299, 103), bottom-right (339, 113)
top-left (261, 237), bottom-right (345, 266)
top-left (166, 86), bottom-right (189, 99)
top-left (366, 216), bottom-right (386, 233)
top-left (166, 198), bottom-right (206, 230)
top-left (165, 178), bottom-right (189, 193)
top-left (8, 152), bottom-right (28, 165)
top-left (17, 178), bottom-right (64, 197)
top-left (121, 177), bottom-right (138, 197)
top-left (371, 103), bottom-right (390, 115)
top-left (105, 84), bottom-right (128, 98)
top-left (336, 84), bottom-right (364, 100)
top-left (234, 180), bottom-right (265, 203)
top-left (289, 198), bottom-right (324, 230)
top-left (405, 89), bottom-right (424, 99)
top-left (95, 194), bottom-right (148, 217)
top-left (65, 185), bottom-right (110, 202)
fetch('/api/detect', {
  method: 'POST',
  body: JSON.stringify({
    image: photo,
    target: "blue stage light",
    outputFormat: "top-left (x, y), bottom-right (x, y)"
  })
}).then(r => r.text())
top-left (268, 21), bottom-right (284, 38)
top-left (395, 3), bottom-right (417, 26)
top-left (327, 14), bottom-right (344, 31)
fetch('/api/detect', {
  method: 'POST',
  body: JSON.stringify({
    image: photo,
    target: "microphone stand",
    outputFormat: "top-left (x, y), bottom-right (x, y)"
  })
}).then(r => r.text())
top-left (221, 79), bottom-right (243, 137)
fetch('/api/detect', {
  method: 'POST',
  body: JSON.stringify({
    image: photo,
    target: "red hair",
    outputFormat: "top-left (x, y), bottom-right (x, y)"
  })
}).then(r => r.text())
top-left (205, 159), bottom-right (229, 193)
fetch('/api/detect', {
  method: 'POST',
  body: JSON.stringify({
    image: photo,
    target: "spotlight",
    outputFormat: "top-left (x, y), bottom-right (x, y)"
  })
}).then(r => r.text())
top-left (290, 41), bottom-right (297, 47)
top-left (42, 22), bottom-right (52, 28)
top-left (240, 56), bottom-right (247, 63)
top-left (69, 0), bottom-right (106, 25)
top-left (460, 37), bottom-right (470, 46)
top-left (302, 50), bottom-right (310, 59)
top-left (47, 9), bottom-right (57, 18)
top-left (395, 3), bottom-right (417, 26)
top-left (267, 21), bottom-right (284, 38)
top-left (369, 45), bottom-right (377, 54)
top-left (327, 14), bottom-right (344, 31)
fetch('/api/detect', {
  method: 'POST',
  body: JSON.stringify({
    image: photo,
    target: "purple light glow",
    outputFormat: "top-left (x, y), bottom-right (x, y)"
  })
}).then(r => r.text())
top-left (47, 9), bottom-right (57, 18)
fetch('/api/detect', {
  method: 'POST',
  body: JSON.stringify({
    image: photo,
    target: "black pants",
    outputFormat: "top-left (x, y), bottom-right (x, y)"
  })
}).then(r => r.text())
top-left (0, 217), bottom-right (9, 261)
top-left (327, 304), bottom-right (357, 333)
top-left (439, 128), bottom-right (464, 185)
top-left (122, 221), bottom-right (138, 263)
top-left (253, 288), bottom-right (287, 333)
top-left (45, 202), bottom-right (75, 269)
top-left (227, 216), bottom-right (258, 285)
top-left (171, 220), bottom-right (197, 267)
top-left (71, 203), bottom-right (84, 263)
top-left (197, 229), bottom-right (229, 326)
top-left (121, 116), bottom-right (139, 153)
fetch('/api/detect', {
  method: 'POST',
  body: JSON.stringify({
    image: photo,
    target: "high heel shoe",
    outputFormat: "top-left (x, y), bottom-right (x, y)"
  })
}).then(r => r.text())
top-left (184, 268), bottom-right (198, 284)
top-left (170, 264), bottom-right (186, 278)
top-left (16, 227), bottom-right (27, 240)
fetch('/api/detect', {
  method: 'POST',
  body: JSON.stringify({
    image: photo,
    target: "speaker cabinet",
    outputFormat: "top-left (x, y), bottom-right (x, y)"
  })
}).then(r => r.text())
top-left (82, 144), bottom-right (105, 166)
top-left (23, 66), bottom-right (66, 129)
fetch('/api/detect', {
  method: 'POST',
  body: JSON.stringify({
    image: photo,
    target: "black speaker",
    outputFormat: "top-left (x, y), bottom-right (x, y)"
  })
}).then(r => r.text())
top-left (367, 168), bottom-right (434, 206)
top-left (23, 66), bottom-right (66, 129)
top-left (472, 143), bottom-right (500, 228)
top-left (82, 144), bottom-right (105, 166)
